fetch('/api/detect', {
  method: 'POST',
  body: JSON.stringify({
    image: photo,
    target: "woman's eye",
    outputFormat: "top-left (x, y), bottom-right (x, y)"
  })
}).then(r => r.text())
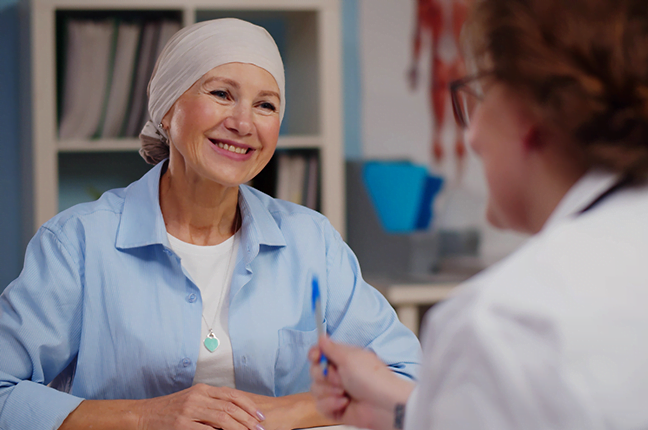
top-left (259, 102), bottom-right (277, 112)
top-left (210, 90), bottom-right (229, 99)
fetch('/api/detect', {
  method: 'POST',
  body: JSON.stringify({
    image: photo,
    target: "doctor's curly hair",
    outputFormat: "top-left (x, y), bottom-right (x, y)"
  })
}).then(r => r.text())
top-left (464, 0), bottom-right (648, 177)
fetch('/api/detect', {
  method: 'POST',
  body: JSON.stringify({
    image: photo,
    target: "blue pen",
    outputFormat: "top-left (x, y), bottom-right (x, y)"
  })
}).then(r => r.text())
top-left (311, 275), bottom-right (329, 376)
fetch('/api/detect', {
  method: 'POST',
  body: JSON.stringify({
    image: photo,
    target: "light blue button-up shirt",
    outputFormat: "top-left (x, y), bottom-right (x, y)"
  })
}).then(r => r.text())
top-left (0, 161), bottom-right (421, 429)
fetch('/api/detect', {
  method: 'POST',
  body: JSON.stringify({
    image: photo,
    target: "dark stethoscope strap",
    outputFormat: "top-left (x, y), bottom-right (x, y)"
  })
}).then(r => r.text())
top-left (577, 175), bottom-right (634, 215)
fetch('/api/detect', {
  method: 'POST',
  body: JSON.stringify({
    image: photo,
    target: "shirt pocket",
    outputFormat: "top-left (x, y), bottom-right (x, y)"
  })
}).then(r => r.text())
top-left (274, 319), bottom-right (326, 397)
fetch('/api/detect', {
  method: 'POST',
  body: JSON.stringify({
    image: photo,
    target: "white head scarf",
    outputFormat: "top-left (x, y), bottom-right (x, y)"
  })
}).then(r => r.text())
top-left (139, 18), bottom-right (285, 164)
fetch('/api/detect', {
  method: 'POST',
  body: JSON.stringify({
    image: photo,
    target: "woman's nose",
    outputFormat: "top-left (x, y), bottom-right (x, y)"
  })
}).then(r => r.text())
top-left (224, 105), bottom-right (253, 136)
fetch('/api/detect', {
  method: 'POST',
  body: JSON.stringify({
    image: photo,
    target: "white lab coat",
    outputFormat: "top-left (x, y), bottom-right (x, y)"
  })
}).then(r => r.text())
top-left (406, 170), bottom-right (648, 430)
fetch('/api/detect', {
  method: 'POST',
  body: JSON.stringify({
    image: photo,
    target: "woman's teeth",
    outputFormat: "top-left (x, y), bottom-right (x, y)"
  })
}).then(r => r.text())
top-left (217, 142), bottom-right (248, 154)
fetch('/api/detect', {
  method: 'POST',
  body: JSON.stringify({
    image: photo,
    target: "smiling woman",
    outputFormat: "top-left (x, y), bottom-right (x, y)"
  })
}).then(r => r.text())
top-left (0, 17), bottom-right (421, 430)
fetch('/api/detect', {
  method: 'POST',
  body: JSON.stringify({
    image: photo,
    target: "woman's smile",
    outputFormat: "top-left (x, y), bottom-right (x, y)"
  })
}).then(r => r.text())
top-left (209, 137), bottom-right (255, 160)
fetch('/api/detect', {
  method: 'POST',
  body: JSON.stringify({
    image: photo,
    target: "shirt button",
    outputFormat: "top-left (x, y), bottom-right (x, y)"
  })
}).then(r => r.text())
top-left (242, 356), bottom-right (247, 364)
top-left (187, 293), bottom-right (197, 303)
top-left (164, 249), bottom-right (172, 255)
top-left (181, 358), bottom-right (192, 367)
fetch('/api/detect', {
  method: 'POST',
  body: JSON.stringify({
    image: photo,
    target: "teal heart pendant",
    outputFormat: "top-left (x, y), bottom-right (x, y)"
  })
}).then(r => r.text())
top-left (204, 331), bottom-right (220, 353)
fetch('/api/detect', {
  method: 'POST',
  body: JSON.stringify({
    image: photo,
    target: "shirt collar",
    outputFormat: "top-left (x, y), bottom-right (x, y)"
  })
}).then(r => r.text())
top-left (116, 162), bottom-right (287, 250)
top-left (542, 168), bottom-right (621, 232)
top-left (238, 185), bottom-right (286, 248)
top-left (116, 161), bottom-right (169, 249)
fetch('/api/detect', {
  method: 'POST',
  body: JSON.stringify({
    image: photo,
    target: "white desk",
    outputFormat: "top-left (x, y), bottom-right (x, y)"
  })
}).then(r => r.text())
top-left (368, 268), bottom-right (479, 336)
top-left (380, 282), bottom-right (459, 336)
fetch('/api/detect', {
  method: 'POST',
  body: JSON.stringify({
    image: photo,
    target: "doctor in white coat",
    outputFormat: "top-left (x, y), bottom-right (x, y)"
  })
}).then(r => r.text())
top-left (310, 0), bottom-right (648, 429)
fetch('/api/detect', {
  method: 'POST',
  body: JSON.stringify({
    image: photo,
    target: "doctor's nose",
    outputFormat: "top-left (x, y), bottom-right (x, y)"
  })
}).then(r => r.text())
top-left (224, 105), bottom-right (253, 136)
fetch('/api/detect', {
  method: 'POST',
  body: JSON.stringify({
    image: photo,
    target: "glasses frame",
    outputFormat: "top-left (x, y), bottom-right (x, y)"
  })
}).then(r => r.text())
top-left (450, 72), bottom-right (493, 129)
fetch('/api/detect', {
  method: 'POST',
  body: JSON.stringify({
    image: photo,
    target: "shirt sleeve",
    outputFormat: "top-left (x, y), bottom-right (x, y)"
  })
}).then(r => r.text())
top-left (407, 290), bottom-right (600, 430)
top-left (323, 223), bottom-right (422, 381)
top-left (0, 226), bottom-right (85, 429)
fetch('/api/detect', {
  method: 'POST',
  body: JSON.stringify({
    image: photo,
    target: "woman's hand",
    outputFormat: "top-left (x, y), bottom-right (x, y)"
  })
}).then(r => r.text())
top-left (60, 384), bottom-right (265, 430)
top-left (244, 391), bottom-right (339, 430)
top-left (137, 384), bottom-right (265, 430)
top-left (309, 337), bottom-right (415, 430)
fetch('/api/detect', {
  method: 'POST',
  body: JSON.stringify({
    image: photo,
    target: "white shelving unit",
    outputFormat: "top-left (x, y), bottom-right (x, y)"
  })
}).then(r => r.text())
top-left (28, 0), bottom-right (345, 235)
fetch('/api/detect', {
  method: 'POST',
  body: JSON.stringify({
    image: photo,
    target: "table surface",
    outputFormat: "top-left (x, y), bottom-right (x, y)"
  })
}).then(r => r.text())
top-left (309, 426), bottom-right (365, 430)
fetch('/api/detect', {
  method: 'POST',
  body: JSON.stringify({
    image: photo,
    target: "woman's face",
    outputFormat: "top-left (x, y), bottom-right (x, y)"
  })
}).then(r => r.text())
top-left (467, 82), bottom-right (534, 232)
top-left (162, 62), bottom-right (281, 187)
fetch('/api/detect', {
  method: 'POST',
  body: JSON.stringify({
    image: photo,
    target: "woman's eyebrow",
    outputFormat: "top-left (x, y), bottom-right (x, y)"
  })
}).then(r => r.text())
top-left (203, 76), bottom-right (240, 88)
top-left (259, 90), bottom-right (280, 100)
top-left (203, 77), bottom-right (279, 100)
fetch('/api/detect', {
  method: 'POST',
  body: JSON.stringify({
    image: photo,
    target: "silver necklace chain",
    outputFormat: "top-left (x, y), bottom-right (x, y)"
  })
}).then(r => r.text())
top-left (201, 208), bottom-right (241, 351)
top-left (201, 233), bottom-right (236, 335)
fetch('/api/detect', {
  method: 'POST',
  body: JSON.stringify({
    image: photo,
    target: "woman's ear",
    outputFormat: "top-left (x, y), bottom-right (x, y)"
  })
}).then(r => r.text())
top-left (161, 105), bottom-right (175, 130)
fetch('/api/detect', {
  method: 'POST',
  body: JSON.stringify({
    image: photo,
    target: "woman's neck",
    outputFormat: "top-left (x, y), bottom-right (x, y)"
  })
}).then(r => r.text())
top-left (159, 162), bottom-right (240, 246)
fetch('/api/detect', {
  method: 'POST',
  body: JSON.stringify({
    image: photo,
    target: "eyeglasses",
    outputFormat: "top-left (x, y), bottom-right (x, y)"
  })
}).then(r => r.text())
top-left (450, 72), bottom-right (492, 129)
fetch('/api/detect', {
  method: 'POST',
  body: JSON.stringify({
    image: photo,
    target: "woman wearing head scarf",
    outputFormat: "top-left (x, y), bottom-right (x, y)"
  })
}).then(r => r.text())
top-left (310, 0), bottom-right (648, 429)
top-left (0, 18), bottom-right (421, 430)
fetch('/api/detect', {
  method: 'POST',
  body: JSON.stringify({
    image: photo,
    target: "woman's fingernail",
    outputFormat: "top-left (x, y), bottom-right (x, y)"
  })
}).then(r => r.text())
top-left (256, 424), bottom-right (266, 430)
top-left (256, 411), bottom-right (266, 421)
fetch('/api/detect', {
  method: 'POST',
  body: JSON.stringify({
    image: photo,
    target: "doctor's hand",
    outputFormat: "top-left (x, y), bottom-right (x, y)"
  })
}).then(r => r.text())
top-left (137, 384), bottom-right (265, 430)
top-left (309, 337), bottom-right (415, 430)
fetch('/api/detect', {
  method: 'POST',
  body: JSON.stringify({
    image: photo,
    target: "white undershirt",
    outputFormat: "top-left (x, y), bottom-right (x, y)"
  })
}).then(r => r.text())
top-left (167, 232), bottom-right (238, 388)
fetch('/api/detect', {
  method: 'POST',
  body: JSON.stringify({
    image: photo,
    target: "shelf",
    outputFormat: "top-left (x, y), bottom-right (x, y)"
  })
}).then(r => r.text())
top-left (56, 135), bottom-right (323, 152)
top-left (36, 0), bottom-right (331, 9)
top-left (58, 139), bottom-right (141, 152)
top-left (58, 152), bottom-right (152, 212)
top-left (278, 135), bottom-right (322, 149)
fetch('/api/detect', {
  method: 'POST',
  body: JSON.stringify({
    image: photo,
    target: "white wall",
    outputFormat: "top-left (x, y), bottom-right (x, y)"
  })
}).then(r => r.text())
top-left (359, 0), bottom-right (430, 163)
top-left (358, 0), bottom-right (528, 265)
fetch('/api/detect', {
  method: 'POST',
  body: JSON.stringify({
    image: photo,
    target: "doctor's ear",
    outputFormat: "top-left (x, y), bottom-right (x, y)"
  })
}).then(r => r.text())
top-left (522, 125), bottom-right (543, 152)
